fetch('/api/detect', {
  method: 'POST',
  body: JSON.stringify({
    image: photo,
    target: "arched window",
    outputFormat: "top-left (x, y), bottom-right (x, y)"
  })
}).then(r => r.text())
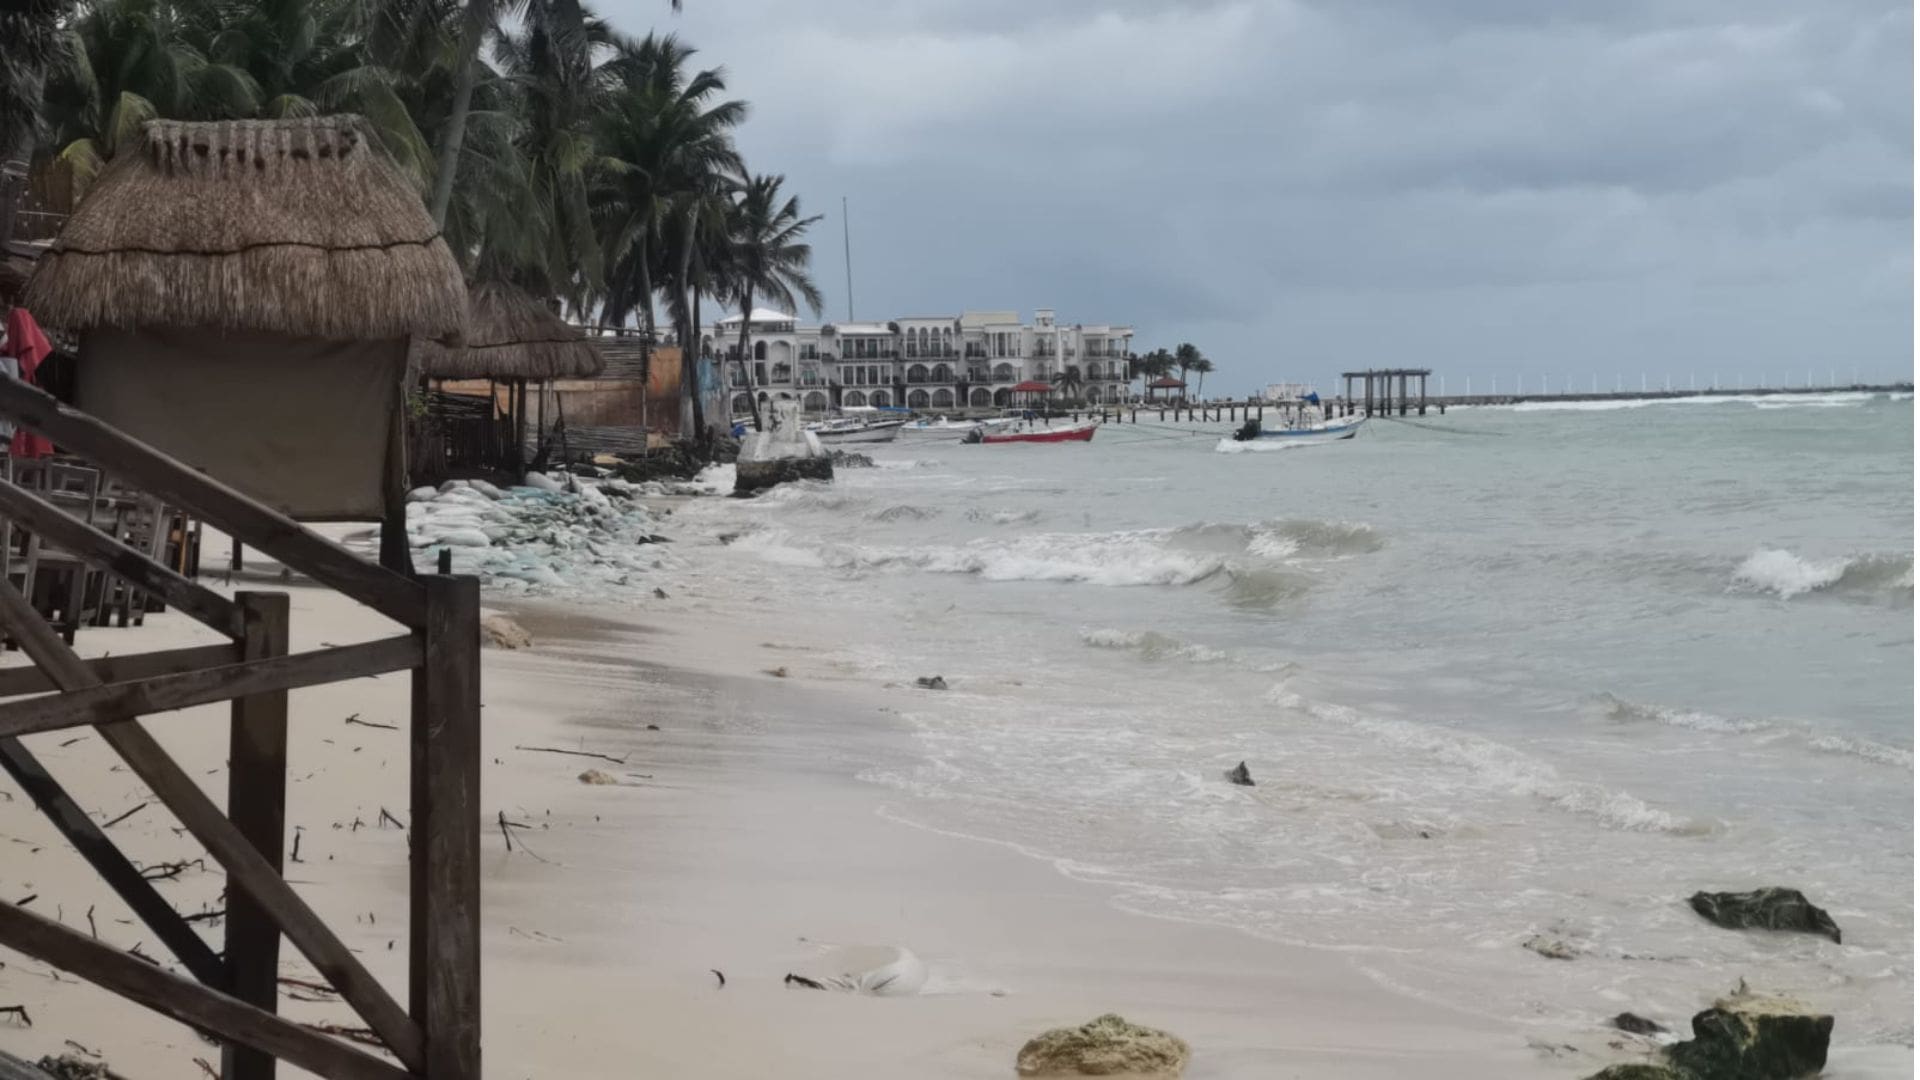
top-left (969, 387), bottom-right (992, 407)
top-left (803, 391), bottom-right (828, 413)
top-left (843, 390), bottom-right (867, 407)
top-left (907, 364), bottom-right (930, 384)
top-left (992, 388), bottom-right (1011, 407)
top-left (931, 364), bottom-right (951, 383)
top-left (731, 393), bottom-right (753, 415)
top-left (993, 363), bottom-right (1014, 381)
top-left (870, 390), bottom-right (891, 408)
top-left (754, 341), bottom-right (767, 361)
top-left (908, 389), bottom-right (931, 409)
top-left (932, 389), bottom-right (954, 409)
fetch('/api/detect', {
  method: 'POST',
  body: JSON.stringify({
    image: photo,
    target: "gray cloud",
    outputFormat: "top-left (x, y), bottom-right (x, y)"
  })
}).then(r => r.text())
top-left (609, 0), bottom-right (1912, 391)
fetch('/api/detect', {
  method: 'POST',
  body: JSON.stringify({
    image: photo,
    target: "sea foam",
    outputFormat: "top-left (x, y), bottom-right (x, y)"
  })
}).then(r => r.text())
top-left (1733, 548), bottom-right (1913, 599)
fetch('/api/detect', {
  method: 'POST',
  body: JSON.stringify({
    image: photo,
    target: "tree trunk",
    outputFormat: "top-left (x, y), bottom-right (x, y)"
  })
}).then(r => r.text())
top-left (735, 289), bottom-right (765, 431)
top-left (427, 8), bottom-right (488, 228)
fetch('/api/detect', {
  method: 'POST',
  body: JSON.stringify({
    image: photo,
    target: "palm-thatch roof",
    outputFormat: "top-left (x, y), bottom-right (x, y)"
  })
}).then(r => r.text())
top-left (419, 279), bottom-right (604, 380)
top-left (23, 116), bottom-right (464, 343)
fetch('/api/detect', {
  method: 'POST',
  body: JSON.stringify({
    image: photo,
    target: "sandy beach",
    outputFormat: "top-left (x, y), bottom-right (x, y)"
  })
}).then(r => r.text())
top-left (0, 527), bottom-right (1560, 1079)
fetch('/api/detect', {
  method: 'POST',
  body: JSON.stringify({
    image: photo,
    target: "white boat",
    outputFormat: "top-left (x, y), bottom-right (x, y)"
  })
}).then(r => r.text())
top-left (1218, 413), bottom-right (1367, 451)
top-left (897, 417), bottom-right (1017, 440)
top-left (808, 416), bottom-right (907, 444)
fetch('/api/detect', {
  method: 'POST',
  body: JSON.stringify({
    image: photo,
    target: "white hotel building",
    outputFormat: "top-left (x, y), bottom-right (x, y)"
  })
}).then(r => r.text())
top-left (702, 308), bottom-right (1135, 415)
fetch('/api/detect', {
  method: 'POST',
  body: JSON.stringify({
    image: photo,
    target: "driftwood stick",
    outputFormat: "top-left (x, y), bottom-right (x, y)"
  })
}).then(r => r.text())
top-left (0, 1003), bottom-right (30, 1025)
top-left (512, 744), bottom-right (627, 765)
top-left (300, 1021), bottom-right (386, 1050)
top-left (278, 976), bottom-right (341, 997)
top-left (344, 714), bottom-right (398, 731)
top-left (102, 800), bottom-right (151, 828)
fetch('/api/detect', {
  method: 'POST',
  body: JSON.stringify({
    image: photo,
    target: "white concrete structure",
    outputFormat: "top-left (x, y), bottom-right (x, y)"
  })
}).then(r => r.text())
top-left (704, 308), bottom-right (1134, 416)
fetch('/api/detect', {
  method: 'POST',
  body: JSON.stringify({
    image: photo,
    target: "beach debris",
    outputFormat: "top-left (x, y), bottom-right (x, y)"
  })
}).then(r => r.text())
top-left (21, 1054), bottom-right (129, 1080)
top-left (480, 614), bottom-right (533, 650)
top-left (1585, 987), bottom-right (1832, 1080)
top-left (577, 769), bottom-right (616, 785)
top-left (137, 859), bottom-right (204, 883)
top-left (653, 587), bottom-right (669, 599)
top-left (765, 666), bottom-right (789, 678)
top-left (298, 1022), bottom-right (384, 1050)
top-left (0, 1004), bottom-right (29, 1026)
top-left (1225, 761), bottom-right (1255, 786)
top-left (1613, 1013), bottom-right (1668, 1036)
top-left (1523, 934), bottom-right (1579, 960)
top-left (783, 974), bottom-right (826, 990)
top-left (194, 1059), bottom-right (217, 1079)
top-left (1688, 888), bottom-right (1841, 944)
top-left (914, 675), bottom-right (948, 690)
top-left (710, 969), bottom-right (726, 988)
top-left (1016, 1014), bottom-right (1190, 1078)
top-left (515, 743), bottom-right (627, 765)
top-left (786, 945), bottom-right (928, 996)
top-left (100, 801), bottom-right (149, 828)
top-left (345, 713), bottom-right (398, 730)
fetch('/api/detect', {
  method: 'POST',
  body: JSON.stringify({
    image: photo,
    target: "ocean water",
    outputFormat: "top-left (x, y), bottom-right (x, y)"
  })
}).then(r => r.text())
top-left (674, 391), bottom-right (1914, 1052)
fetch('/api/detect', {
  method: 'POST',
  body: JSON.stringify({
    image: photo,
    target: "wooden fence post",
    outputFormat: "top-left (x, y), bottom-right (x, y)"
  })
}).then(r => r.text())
top-left (411, 575), bottom-right (480, 1080)
top-left (225, 592), bottom-right (290, 1080)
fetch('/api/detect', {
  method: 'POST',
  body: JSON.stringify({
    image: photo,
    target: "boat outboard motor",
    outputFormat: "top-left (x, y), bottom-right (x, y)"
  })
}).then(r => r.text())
top-left (1232, 418), bottom-right (1262, 442)
top-left (962, 428), bottom-right (984, 445)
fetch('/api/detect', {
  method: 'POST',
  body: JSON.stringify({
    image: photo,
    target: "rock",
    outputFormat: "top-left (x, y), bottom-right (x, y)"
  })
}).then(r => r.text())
top-left (1614, 1012), bottom-right (1668, 1036)
top-left (653, 587), bottom-right (669, 599)
top-left (914, 675), bottom-right (948, 690)
top-left (1225, 761), bottom-right (1254, 786)
top-left (829, 450), bottom-right (876, 468)
top-left (1016, 1014), bottom-right (1190, 1078)
top-left (766, 666), bottom-right (789, 678)
top-left (480, 614), bottom-right (533, 650)
top-left (1523, 934), bottom-right (1578, 960)
top-left (1584, 989), bottom-right (1833, 1080)
top-left (1688, 888), bottom-right (1840, 944)
top-left (734, 455), bottom-right (833, 495)
top-left (577, 769), bottom-right (616, 785)
top-left (1666, 991), bottom-right (1833, 1080)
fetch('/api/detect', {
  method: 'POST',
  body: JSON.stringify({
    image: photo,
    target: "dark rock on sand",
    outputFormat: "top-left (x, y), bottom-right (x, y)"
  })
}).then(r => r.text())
top-left (1523, 934), bottom-right (1578, 960)
top-left (1016, 1014), bottom-right (1190, 1078)
top-left (1614, 1012), bottom-right (1668, 1036)
top-left (1688, 888), bottom-right (1841, 944)
top-left (1225, 761), bottom-right (1254, 786)
top-left (914, 676), bottom-right (948, 690)
top-left (829, 450), bottom-right (876, 468)
top-left (1585, 989), bottom-right (1833, 1080)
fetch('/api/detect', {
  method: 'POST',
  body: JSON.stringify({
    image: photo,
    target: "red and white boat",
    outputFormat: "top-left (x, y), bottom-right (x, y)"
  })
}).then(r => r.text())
top-left (970, 420), bottom-right (1098, 444)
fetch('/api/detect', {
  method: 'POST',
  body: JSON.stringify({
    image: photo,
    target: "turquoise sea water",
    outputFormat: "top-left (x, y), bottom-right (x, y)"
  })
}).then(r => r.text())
top-left (680, 390), bottom-right (1914, 1058)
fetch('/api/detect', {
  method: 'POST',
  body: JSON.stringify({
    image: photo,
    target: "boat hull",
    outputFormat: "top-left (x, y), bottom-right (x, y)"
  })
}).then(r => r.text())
top-left (812, 421), bottom-right (905, 444)
top-left (977, 422), bottom-right (1098, 444)
top-left (1225, 417), bottom-right (1366, 449)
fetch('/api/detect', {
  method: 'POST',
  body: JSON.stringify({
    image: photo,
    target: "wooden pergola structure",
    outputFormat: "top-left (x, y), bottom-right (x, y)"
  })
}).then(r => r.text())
top-left (1341, 368), bottom-right (1433, 416)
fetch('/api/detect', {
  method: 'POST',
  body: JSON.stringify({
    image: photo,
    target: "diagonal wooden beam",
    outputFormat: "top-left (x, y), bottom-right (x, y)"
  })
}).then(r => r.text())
top-left (0, 642), bottom-right (239, 698)
top-left (0, 479), bottom-right (242, 637)
top-left (0, 580), bottom-right (426, 1073)
top-left (0, 901), bottom-right (411, 1080)
top-left (0, 738), bottom-right (225, 984)
top-left (0, 635), bottom-right (423, 740)
top-left (0, 376), bottom-right (425, 629)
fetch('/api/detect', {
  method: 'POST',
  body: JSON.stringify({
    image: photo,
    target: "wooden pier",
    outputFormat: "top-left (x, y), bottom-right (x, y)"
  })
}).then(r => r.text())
top-left (1342, 369), bottom-right (1433, 417)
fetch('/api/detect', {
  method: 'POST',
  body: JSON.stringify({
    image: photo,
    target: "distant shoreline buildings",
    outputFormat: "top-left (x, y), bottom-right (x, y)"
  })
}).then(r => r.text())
top-left (702, 308), bottom-right (1134, 414)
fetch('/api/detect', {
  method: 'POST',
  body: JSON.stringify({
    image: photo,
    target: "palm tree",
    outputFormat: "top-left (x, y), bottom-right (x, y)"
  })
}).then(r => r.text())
top-left (1051, 364), bottom-right (1084, 402)
top-left (591, 34), bottom-right (743, 442)
top-left (0, 0), bottom-right (68, 174)
top-left (1189, 355), bottom-right (1215, 397)
top-left (1173, 343), bottom-right (1203, 399)
top-left (1130, 347), bottom-right (1175, 398)
top-left (723, 172), bottom-right (821, 431)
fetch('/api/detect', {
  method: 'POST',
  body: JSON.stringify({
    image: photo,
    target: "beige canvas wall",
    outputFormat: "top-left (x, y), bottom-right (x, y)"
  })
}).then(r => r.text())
top-left (77, 328), bottom-right (406, 520)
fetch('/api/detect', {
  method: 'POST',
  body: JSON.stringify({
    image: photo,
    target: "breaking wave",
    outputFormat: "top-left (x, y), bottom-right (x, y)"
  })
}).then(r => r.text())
top-left (867, 504), bottom-right (940, 522)
top-left (1600, 694), bottom-right (1772, 734)
top-left (1081, 628), bottom-right (1232, 664)
top-left (1732, 548), bottom-right (1913, 600)
top-left (1270, 687), bottom-right (1702, 834)
top-left (1164, 519), bottom-right (1384, 559)
top-left (1496, 391), bottom-right (1892, 413)
top-left (1807, 735), bottom-right (1914, 769)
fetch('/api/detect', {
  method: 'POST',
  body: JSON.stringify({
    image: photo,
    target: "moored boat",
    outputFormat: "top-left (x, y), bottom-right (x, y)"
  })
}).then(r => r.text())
top-left (899, 417), bottom-right (1018, 440)
top-left (809, 416), bottom-right (906, 444)
top-left (969, 420), bottom-right (1098, 444)
top-left (1218, 414), bottom-right (1366, 450)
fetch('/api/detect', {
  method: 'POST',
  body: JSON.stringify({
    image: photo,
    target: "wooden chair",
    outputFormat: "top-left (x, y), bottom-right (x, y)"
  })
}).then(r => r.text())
top-left (7, 459), bottom-right (108, 644)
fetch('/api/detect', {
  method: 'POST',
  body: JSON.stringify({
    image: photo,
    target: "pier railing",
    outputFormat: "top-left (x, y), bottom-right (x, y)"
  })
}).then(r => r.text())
top-left (0, 375), bottom-right (480, 1080)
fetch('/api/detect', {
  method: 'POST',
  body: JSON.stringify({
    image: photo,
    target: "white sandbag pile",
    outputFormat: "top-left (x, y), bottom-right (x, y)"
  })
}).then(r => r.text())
top-left (373, 477), bottom-right (679, 596)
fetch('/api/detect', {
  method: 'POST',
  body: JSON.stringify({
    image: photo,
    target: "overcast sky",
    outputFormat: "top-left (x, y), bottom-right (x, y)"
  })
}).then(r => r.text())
top-left (609, 0), bottom-right (1912, 394)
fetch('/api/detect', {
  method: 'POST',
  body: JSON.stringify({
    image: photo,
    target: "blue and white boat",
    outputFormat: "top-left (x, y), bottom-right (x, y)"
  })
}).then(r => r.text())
top-left (1218, 393), bottom-right (1367, 451)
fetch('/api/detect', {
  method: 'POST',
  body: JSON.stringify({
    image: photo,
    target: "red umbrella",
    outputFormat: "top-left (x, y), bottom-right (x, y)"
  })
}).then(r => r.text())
top-left (1011, 380), bottom-right (1052, 393)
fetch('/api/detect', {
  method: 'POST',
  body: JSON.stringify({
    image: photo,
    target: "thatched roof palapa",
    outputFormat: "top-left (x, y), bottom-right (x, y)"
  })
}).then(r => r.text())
top-left (421, 279), bottom-right (605, 381)
top-left (24, 116), bottom-right (464, 343)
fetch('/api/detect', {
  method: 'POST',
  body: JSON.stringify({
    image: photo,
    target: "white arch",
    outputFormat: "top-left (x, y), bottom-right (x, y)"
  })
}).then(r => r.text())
top-left (932, 389), bottom-right (955, 409)
top-left (907, 364), bottom-right (931, 383)
top-left (803, 391), bottom-right (829, 413)
top-left (870, 390), bottom-right (892, 408)
top-left (843, 390), bottom-right (867, 407)
top-left (908, 389), bottom-right (931, 409)
top-left (731, 393), bottom-right (753, 415)
top-left (931, 363), bottom-right (952, 382)
top-left (993, 363), bottom-right (1015, 381)
top-left (969, 387), bottom-right (992, 407)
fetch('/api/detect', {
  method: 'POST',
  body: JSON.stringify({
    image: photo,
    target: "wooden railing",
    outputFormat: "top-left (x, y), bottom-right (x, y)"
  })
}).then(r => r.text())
top-left (0, 374), bottom-right (480, 1080)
